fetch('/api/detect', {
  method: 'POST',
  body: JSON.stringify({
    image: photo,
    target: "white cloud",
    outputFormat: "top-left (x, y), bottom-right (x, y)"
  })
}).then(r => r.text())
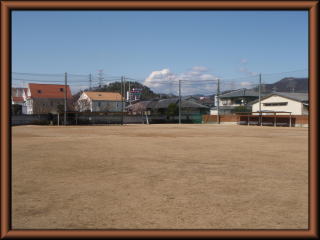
top-left (240, 81), bottom-right (253, 87)
top-left (191, 66), bottom-right (208, 72)
top-left (239, 66), bottom-right (258, 77)
top-left (239, 58), bottom-right (258, 77)
top-left (239, 58), bottom-right (257, 76)
top-left (240, 58), bottom-right (248, 64)
top-left (144, 66), bottom-right (218, 95)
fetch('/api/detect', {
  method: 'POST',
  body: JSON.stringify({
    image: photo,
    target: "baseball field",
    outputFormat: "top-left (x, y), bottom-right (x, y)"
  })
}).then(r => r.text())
top-left (12, 124), bottom-right (308, 229)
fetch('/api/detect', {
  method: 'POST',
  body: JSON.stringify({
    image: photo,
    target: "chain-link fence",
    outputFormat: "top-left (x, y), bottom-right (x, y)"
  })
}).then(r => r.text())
top-left (11, 69), bottom-right (308, 125)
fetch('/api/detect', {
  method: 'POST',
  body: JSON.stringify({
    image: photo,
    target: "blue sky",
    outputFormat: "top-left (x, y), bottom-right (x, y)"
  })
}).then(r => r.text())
top-left (12, 11), bottom-right (308, 93)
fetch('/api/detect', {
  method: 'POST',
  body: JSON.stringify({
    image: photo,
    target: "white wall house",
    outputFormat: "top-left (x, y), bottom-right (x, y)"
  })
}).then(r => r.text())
top-left (251, 92), bottom-right (308, 115)
top-left (78, 91), bottom-right (124, 112)
top-left (11, 87), bottom-right (28, 114)
top-left (24, 83), bottom-right (73, 114)
top-left (210, 88), bottom-right (264, 115)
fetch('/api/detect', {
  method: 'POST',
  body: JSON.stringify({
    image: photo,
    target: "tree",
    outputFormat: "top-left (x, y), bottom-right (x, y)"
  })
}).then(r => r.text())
top-left (232, 106), bottom-right (251, 114)
top-left (167, 103), bottom-right (179, 117)
top-left (79, 81), bottom-right (159, 100)
top-left (12, 104), bottom-right (22, 115)
top-left (57, 104), bottom-right (64, 114)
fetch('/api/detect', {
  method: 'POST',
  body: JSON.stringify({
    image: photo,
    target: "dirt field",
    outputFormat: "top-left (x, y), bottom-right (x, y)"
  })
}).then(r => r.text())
top-left (12, 124), bottom-right (308, 229)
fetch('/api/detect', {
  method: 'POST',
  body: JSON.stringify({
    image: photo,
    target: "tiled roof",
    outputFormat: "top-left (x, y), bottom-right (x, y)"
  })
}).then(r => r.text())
top-left (127, 98), bottom-right (209, 110)
top-left (12, 96), bottom-right (24, 102)
top-left (126, 101), bottom-right (153, 111)
top-left (251, 92), bottom-right (308, 104)
top-left (219, 88), bottom-right (264, 98)
top-left (12, 88), bottom-right (27, 97)
top-left (28, 83), bottom-right (72, 99)
top-left (153, 98), bottom-right (209, 109)
top-left (85, 91), bottom-right (123, 101)
top-left (273, 92), bottom-right (308, 102)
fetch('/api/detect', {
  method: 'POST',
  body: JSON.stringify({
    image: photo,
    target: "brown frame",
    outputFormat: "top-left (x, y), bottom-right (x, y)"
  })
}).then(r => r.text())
top-left (1, 1), bottom-right (318, 238)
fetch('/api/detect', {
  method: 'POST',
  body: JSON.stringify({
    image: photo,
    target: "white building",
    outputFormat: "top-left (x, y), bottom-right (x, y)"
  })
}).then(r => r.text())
top-left (11, 87), bottom-right (28, 114)
top-left (24, 83), bottom-right (73, 114)
top-left (77, 91), bottom-right (124, 112)
top-left (251, 92), bottom-right (308, 115)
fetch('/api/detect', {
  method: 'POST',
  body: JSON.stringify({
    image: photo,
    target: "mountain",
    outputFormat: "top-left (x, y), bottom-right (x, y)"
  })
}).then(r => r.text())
top-left (260, 77), bottom-right (308, 93)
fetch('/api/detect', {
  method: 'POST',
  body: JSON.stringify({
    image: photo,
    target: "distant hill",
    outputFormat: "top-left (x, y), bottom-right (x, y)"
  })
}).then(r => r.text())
top-left (260, 77), bottom-right (308, 93)
top-left (73, 81), bottom-right (159, 101)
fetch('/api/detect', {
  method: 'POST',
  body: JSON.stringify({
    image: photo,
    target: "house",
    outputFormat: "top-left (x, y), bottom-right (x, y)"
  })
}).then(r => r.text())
top-left (126, 98), bottom-right (210, 115)
top-left (25, 83), bottom-right (73, 114)
top-left (77, 91), bottom-right (124, 112)
top-left (210, 88), bottom-right (265, 115)
top-left (11, 87), bottom-right (28, 114)
top-left (126, 100), bottom-right (157, 115)
top-left (197, 96), bottom-right (216, 108)
top-left (251, 92), bottom-right (308, 115)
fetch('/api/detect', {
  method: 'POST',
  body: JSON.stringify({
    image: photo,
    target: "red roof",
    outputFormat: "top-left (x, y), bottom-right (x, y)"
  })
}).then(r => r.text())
top-left (12, 88), bottom-right (28, 97)
top-left (28, 83), bottom-right (72, 99)
top-left (12, 96), bottom-right (24, 102)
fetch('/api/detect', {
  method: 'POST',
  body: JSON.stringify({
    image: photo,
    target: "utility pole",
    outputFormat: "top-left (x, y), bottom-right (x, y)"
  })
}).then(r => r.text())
top-left (217, 79), bottom-right (220, 124)
top-left (89, 73), bottom-right (92, 90)
top-left (64, 72), bottom-right (67, 125)
top-left (259, 73), bottom-right (262, 125)
top-left (179, 80), bottom-right (181, 124)
top-left (123, 77), bottom-right (126, 101)
top-left (259, 73), bottom-right (261, 112)
top-left (128, 81), bottom-right (131, 104)
top-left (121, 76), bottom-right (124, 125)
top-left (98, 69), bottom-right (104, 88)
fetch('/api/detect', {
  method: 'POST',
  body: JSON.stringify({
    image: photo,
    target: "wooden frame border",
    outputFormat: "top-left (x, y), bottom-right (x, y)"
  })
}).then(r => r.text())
top-left (1, 1), bottom-right (318, 238)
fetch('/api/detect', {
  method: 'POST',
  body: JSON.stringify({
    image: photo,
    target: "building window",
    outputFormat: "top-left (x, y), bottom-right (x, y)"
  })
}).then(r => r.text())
top-left (37, 90), bottom-right (42, 93)
top-left (263, 102), bottom-right (288, 106)
top-left (235, 99), bottom-right (242, 105)
top-left (60, 88), bottom-right (64, 92)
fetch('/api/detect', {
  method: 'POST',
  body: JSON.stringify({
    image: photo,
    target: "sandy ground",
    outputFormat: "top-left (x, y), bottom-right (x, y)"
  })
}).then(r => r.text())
top-left (12, 124), bottom-right (308, 229)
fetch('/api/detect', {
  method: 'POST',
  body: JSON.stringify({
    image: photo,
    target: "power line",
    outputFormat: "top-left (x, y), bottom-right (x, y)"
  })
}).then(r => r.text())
top-left (12, 72), bottom-right (64, 76)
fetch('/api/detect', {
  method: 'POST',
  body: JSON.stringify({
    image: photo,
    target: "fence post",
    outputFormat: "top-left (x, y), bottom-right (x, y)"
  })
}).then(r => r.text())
top-left (64, 72), bottom-right (68, 125)
top-left (121, 76), bottom-right (124, 125)
top-left (258, 73), bottom-right (261, 125)
top-left (289, 113), bottom-right (292, 127)
top-left (179, 80), bottom-right (181, 124)
top-left (217, 79), bottom-right (220, 124)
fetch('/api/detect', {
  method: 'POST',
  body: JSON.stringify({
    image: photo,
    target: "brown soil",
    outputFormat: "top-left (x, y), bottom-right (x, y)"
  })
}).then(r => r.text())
top-left (12, 124), bottom-right (308, 229)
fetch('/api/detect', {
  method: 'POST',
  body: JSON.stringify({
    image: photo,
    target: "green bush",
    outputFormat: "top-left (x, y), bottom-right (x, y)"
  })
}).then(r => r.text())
top-left (232, 106), bottom-right (251, 114)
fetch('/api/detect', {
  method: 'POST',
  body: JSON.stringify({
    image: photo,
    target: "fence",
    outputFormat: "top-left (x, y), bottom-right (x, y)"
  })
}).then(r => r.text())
top-left (11, 69), bottom-right (308, 126)
top-left (11, 113), bottom-right (144, 126)
top-left (11, 114), bottom-right (49, 126)
top-left (11, 113), bottom-right (205, 126)
top-left (202, 114), bottom-right (308, 127)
